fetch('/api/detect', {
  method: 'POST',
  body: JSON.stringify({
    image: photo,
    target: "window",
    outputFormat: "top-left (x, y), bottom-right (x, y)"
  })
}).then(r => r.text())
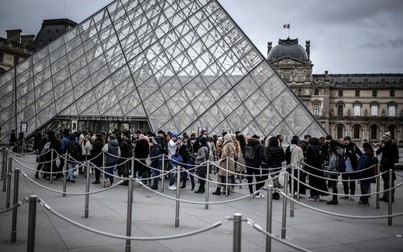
top-left (353, 104), bottom-right (360, 116)
top-left (371, 103), bottom-right (378, 116)
top-left (372, 90), bottom-right (377, 97)
top-left (313, 103), bottom-right (320, 116)
top-left (336, 125), bottom-right (344, 139)
top-left (338, 90), bottom-right (343, 97)
top-left (13, 56), bottom-right (19, 65)
top-left (370, 125), bottom-right (378, 140)
top-left (297, 88), bottom-right (302, 95)
top-left (353, 125), bottom-right (360, 139)
top-left (388, 105), bottom-right (396, 117)
top-left (314, 88), bottom-right (319, 95)
top-left (355, 90), bottom-right (360, 97)
top-left (0, 52), bottom-right (3, 62)
top-left (337, 104), bottom-right (343, 116)
top-left (390, 90), bottom-right (395, 97)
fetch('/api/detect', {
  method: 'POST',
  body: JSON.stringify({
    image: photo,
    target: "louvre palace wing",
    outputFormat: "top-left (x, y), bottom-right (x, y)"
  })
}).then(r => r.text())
top-left (0, 0), bottom-right (326, 143)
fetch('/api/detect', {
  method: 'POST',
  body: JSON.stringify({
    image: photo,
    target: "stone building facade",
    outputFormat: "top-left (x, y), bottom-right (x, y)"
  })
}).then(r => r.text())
top-left (0, 29), bottom-right (34, 75)
top-left (268, 38), bottom-right (403, 146)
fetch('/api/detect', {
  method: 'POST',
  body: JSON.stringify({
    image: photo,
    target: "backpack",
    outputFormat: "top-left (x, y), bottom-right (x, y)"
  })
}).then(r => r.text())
top-left (67, 142), bottom-right (80, 160)
top-left (244, 145), bottom-right (255, 160)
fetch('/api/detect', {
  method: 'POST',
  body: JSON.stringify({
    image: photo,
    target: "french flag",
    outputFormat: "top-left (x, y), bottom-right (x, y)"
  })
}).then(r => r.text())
top-left (283, 24), bottom-right (290, 29)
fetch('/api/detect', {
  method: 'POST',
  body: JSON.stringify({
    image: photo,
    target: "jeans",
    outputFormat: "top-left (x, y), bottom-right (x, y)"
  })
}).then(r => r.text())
top-left (67, 162), bottom-right (77, 180)
top-left (152, 158), bottom-right (162, 188)
top-left (105, 162), bottom-right (115, 184)
top-left (168, 160), bottom-right (177, 186)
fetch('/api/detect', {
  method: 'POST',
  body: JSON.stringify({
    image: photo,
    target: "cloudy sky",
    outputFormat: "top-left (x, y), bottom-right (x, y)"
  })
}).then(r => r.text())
top-left (1, 0), bottom-right (402, 74)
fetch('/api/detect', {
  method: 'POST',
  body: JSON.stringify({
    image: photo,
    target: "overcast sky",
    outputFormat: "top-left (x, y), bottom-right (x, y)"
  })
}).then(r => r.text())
top-left (1, 0), bottom-right (402, 74)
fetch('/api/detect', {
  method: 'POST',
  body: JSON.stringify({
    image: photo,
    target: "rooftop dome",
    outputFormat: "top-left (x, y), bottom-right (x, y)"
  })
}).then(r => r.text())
top-left (268, 38), bottom-right (308, 61)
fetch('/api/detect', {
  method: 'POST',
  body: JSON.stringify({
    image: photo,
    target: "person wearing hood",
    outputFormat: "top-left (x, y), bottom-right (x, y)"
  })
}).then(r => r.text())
top-left (119, 131), bottom-right (132, 186)
top-left (212, 134), bottom-right (236, 196)
top-left (340, 136), bottom-right (363, 200)
top-left (91, 133), bottom-right (105, 184)
top-left (134, 134), bottom-right (151, 186)
top-left (102, 134), bottom-right (121, 186)
top-left (357, 142), bottom-right (377, 206)
top-left (244, 135), bottom-right (265, 198)
top-left (266, 136), bottom-right (285, 192)
top-left (194, 137), bottom-right (210, 193)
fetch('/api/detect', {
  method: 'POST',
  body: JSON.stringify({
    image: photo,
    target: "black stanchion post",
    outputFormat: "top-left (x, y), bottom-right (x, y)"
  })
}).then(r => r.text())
top-left (27, 195), bottom-right (37, 252)
top-left (266, 185), bottom-right (273, 252)
top-left (84, 162), bottom-right (90, 218)
top-left (388, 169), bottom-right (393, 226)
top-left (233, 213), bottom-right (242, 252)
top-left (175, 166), bottom-right (181, 227)
top-left (11, 168), bottom-right (20, 243)
top-left (281, 172), bottom-right (289, 239)
top-left (6, 156), bottom-right (12, 208)
top-left (125, 176), bottom-right (134, 252)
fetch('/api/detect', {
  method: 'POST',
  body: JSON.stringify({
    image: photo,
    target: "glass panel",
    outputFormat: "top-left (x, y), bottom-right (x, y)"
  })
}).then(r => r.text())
top-left (272, 90), bottom-right (298, 116)
top-left (284, 105), bottom-right (312, 135)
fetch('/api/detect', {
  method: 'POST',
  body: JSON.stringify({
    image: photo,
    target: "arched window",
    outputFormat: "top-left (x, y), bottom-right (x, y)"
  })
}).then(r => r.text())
top-left (314, 88), bottom-right (319, 95)
top-left (297, 88), bottom-right (302, 96)
top-left (353, 125), bottom-right (361, 139)
top-left (336, 125), bottom-right (344, 139)
top-left (370, 125), bottom-right (379, 140)
top-left (388, 125), bottom-right (396, 139)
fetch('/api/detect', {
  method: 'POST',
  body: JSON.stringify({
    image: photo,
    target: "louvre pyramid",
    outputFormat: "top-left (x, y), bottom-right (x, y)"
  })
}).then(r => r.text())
top-left (0, 0), bottom-right (326, 142)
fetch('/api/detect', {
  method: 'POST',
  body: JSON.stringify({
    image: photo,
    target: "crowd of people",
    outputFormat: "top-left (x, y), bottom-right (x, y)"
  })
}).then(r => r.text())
top-left (31, 128), bottom-right (399, 206)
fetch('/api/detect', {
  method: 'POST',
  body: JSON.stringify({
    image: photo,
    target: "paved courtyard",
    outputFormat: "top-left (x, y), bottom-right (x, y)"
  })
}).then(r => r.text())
top-left (0, 152), bottom-right (402, 252)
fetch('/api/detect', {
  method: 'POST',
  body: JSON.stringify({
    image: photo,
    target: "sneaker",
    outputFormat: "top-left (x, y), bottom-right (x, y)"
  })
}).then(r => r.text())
top-left (315, 196), bottom-right (320, 201)
top-left (349, 196), bottom-right (355, 201)
top-left (168, 185), bottom-right (177, 190)
top-left (256, 193), bottom-right (265, 199)
top-left (307, 196), bottom-right (315, 201)
top-left (250, 194), bottom-right (255, 198)
top-left (92, 180), bottom-right (100, 184)
top-left (340, 196), bottom-right (349, 200)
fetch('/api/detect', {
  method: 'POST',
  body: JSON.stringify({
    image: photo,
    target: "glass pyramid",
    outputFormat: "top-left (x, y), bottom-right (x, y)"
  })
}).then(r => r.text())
top-left (0, 0), bottom-right (326, 142)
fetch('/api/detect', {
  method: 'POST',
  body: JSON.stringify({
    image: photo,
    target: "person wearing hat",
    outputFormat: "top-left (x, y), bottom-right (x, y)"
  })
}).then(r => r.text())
top-left (340, 136), bottom-right (363, 200)
top-left (212, 134), bottom-right (236, 196)
top-left (376, 132), bottom-right (399, 202)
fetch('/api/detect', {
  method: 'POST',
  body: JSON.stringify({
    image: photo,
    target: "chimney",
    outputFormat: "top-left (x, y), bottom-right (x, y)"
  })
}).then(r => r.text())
top-left (6, 29), bottom-right (22, 43)
top-left (20, 34), bottom-right (35, 47)
top-left (267, 41), bottom-right (272, 60)
top-left (325, 70), bottom-right (328, 77)
top-left (305, 40), bottom-right (311, 60)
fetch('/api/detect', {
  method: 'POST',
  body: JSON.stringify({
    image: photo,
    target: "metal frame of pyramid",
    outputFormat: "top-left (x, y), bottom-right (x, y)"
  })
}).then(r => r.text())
top-left (0, 0), bottom-right (326, 143)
